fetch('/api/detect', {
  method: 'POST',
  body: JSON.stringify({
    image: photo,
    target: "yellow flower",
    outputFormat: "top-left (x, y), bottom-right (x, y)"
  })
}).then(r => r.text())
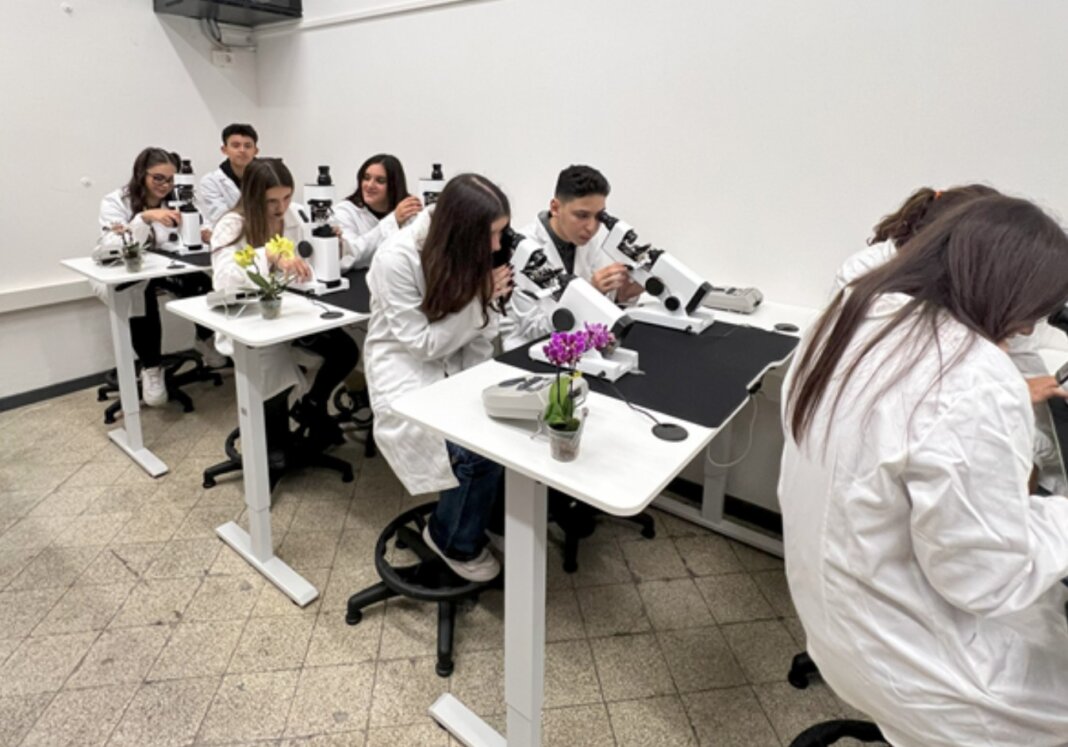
top-left (234, 245), bottom-right (257, 268)
top-left (266, 235), bottom-right (295, 261)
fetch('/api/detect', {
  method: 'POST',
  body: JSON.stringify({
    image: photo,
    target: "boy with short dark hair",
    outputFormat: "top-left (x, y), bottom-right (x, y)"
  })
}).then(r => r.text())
top-left (199, 123), bottom-right (260, 238)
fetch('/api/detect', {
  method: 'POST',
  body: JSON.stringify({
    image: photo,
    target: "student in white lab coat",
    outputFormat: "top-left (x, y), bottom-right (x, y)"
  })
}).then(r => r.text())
top-left (780, 194), bottom-right (1068, 747)
top-left (835, 184), bottom-right (1067, 492)
top-left (503, 164), bottom-right (643, 350)
top-left (200, 123), bottom-right (259, 238)
top-left (335, 154), bottom-right (423, 272)
top-left (212, 158), bottom-right (358, 446)
top-left (95, 147), bottom-right (217, 406)
top-left (364, 173), bottom-right (514, 582)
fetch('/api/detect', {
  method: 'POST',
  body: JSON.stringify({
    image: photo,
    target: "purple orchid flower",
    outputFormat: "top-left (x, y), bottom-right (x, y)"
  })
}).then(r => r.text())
top-left (582, 322), bottom-right (616, 352)
top-left (541, 330), bottom-right (589, 369)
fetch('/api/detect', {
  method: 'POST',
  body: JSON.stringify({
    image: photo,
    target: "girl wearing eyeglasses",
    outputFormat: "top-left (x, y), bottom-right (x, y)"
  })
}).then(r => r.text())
top-left (95, 147), bottom-right (217, 407)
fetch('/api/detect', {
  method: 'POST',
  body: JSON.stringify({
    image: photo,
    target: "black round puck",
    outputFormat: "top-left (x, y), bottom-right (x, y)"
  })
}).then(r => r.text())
top-left (320, 310), bottom-right (344, 320)
top-left (774, 322), bottom-right (799, 333)
top-left (652, 423), bottom-right (688, 441)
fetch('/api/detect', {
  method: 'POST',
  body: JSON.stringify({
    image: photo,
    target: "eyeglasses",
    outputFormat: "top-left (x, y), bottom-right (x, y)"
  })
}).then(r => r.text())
top-left (148, 173), bottom-right (175, 185)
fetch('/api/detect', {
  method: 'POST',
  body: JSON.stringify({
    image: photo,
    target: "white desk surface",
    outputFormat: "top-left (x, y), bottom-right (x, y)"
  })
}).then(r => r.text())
top-left (167, 294), bottom-right (367, 347)
top-left (62, 255), bottom-right (205, 284)
top-left (713, 300), bottom-right (820, 335)
top-left (391, 360), bottom-right (716, 517)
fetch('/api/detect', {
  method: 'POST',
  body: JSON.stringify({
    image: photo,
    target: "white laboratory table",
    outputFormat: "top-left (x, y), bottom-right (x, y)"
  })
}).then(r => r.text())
top-left (391, 359), bottom-right (723, 747)
top-left (62, 254), bottom-right (208, 477)
top-left (167, 293), bottom-right (367, 606)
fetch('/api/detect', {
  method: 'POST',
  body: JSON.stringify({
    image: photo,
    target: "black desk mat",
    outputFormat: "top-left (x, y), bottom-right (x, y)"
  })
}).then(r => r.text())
top-left (288, 268), bottom-right (371, 314)
top-left (497, 322), bottom-right (799, 430)
top-left (150, 248), bottom-right (212, 268)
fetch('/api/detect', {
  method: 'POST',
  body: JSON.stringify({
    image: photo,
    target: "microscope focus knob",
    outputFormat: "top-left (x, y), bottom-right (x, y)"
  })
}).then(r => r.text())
top-left (551, 308), bottom-right (576, 331)
top-left (664, 296), bottom-right (681, 312)
top-left (645, 276), bottom-right (665, 296)
top-left (297, 240), bottom-right (314, 259)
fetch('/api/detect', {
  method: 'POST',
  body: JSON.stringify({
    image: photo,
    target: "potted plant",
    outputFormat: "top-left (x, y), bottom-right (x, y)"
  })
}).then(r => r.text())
top-left (120, 230), bottom-right (144, 272)
top-left (233, 235), bottom-right (298, 319)
top-left (541, 329), bottom-right (593, 461)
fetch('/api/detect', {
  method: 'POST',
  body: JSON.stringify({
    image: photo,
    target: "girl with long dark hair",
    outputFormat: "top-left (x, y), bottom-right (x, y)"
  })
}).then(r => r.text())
top-left (780, 194), bottom-right (1068, 746)
top-left (335, 154), bottom-right (423, 271)
top-left (364, 173), bottom-right (514, 581)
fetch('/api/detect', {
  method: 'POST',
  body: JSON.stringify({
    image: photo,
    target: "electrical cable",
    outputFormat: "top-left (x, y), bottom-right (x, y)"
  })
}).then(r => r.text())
top-left (705, 393), bottom-right (761, 469)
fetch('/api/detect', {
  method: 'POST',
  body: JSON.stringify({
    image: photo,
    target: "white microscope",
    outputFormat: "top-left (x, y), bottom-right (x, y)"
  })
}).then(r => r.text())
top-left (163, 159), bottom-right (204, 255)
top-left (418, 163), bottom-right (445, 206)
top-left (504, 227), bottom-right (640, 381)
top-left (597, 210), bottom-right (715, 333)
top-left (291, 166), bottom-right (350, 296)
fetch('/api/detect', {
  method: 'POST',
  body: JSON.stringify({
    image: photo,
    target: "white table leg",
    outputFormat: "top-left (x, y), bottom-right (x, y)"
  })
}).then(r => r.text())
top-left (105, 283), bottom-right (167, 477)
top-left (429, 469), bottom-right (548, 746)
top-left (215, 341), bottom-right (318, 607)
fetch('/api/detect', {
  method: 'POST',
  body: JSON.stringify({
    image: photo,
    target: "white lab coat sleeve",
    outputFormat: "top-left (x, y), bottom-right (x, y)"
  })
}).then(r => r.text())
top-left (210, 213), bottom-right (260, 291)
top-left (339, 209), bottom-right (399, 272)
top-left (199, 171), bottom-right (235, 228)
top-left (367, 247), bottom-right (491, 363)
top-left (1006, 327), bottom-right (1049, 378)
top-left (504, 288), bottom-right (553, 349)
top-left (97, 191), bottom-right (151, 251)
top-left (906, 380), bottom-right (1068, 617)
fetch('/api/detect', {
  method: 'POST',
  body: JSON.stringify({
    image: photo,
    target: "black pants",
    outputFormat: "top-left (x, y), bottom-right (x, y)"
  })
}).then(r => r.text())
top-left (130, 275), bottom-right (213, 368)
top-left (292, 328), bottom-right (360, 408)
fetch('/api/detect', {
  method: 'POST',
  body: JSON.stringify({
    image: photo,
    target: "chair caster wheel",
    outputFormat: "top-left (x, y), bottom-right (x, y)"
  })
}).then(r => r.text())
top-left (788, 670), bottom-right (811, 689)
top-left (103, 414), bottom-right (116, 425)
top-left (563, 560), bottom-right (577, 574)
top-left (436, 661), bottom-right (454, 678)
top-left (641, 526), bottom-right (656, 539)
top-left (203, 477), bottom-right (216, 489)
top-left (342, 471), bottom-right (354, 483)
top-left (346, 610), bottom-right (362, 625)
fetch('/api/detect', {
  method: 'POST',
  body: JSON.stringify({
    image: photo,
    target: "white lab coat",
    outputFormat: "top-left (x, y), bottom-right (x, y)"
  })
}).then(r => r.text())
top-left (834, 242), bottom-right (1063, 491)
top-left (199, 166), bottom-right (242, 229)
top-left (363, 208), bottom-right (498, 495)
top-left (501, 214), bottom-right (615, 351)
top-left (779, 292), bottom-right (1068, 747)
top-left (92, 189), bottom-right (179, 313)
top-left (333, 200), bottom-right (402, 272)
top-left (210, 206), bottom-right (306, 399)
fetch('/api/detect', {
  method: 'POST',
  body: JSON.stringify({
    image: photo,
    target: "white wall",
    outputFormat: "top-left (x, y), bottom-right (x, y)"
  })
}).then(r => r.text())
top-left (1, 0), bottom-right (258, 398)
top-left (254, 0), bottom-right (1068, 310)
top-left (7, 0), bottom-right (1068, 399)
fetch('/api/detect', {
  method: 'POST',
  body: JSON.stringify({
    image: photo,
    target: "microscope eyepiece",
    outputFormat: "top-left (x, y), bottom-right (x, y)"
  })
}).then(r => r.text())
top-left (317, 165), bottom-right (332, 186)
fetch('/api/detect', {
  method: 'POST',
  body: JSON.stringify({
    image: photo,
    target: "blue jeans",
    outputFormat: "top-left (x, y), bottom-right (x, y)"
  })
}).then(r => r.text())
top-left (428, 442), bottom-right (504, 560)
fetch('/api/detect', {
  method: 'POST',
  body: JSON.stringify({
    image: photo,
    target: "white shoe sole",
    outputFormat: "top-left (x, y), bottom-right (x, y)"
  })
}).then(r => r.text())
top-left (421, 525), bottom-right (500, 583)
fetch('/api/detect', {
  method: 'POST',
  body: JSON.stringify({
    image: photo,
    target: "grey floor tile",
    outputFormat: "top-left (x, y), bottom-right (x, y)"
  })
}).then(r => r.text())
top-left (304, 606), bottom-right (382, 668)
top-left (229, 616), bottom-right (316, 673)
top-left (277, 530), bottom-right (344, 571)
top-left (657, 626), bottom-right (747, 692)
top-left (6, 545), bottom-right (103, 590)
top-left (730, 543), bottom-right (784, 572)
top-left (149, 619), bottom-right (245, 681)
top-left (32, 581), bottom-right (134, 636)
top-left (378, 599), bottom-right (437, 660)
top-left (0, 631), bottom-right (98, 696)
top-left (682, 686), bottom-right (781, 747)
top-left (637, 578), bottom-right (714, 631)
top-left (198, 669), bottom-right (300, 744)
top-left (26, 486), bottom-right (106, 517)
top-left (66, 624), bottom-right (171, 688)
top-left (607, 695), bottom-right (698, 746)
top-left (109, 577), bottom-right (202, 628)
top-left (543, 703), bottom-right (616, 747)
top-left (570, 539), bottom-right (632, 588)
top-left (20, 683), bottom-right (138, 747)
top-left (252, 568), bottom-right (328, 618)
top-left (546, 589), bottom-right (586, 642)
top-left (0, 586), bottom-right (66, 640)
top-left (753, 680), bottom-right (847, 745)
top-left (286, 662), bottom-right (375, 737)
top-left (576, 582), bottom-right (652, 638)
top-left (674, 534), bottom-right (745, 576)
top-left (590, 633), bottom-right (675, 702)
top-left (368, 656), bottom-right (446, 728)
top-left (694, 573), bottom-right (776, 624)
top-left (108, 676), bottom-right (220, 747)
top-left (620, 538), bottom-right (689, 581)
top-left (76, 542), bottom-right (166, 585)
top-left (752, 568), bottom-right (797, 618)
top-left (453, 591), bottom-right (504, 653)
top-left (52, 511), bottom-right (132, 547)
top-left (366, 723), bottom-right (445, 746)
top-left (721, 619), bottom-right (800, 684)
top-left (184, 574), bottom-right (264, 622)
top-left (0, 692), bottom-right (55, 747)
top-left (447, 647), bottom-right (505, 717)
top-left (544, 639), bottom-right (603, 709)
top-left (145, 538), bottom-right (223, 579)
top-left (283, 731), bottom-right (367, 746)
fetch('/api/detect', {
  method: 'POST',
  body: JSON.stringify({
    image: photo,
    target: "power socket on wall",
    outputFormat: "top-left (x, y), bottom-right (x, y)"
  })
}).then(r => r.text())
top-left (211, 50), bottom-right (234, 68)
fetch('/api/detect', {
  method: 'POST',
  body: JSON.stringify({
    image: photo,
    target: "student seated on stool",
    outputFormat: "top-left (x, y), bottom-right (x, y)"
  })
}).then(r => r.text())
top-left (211, 157), bottom-right (357, 447)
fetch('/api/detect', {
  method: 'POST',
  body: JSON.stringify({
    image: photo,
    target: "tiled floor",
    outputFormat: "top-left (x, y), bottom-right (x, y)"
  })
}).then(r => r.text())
top-left (0, 378), bottom-right (866, 746)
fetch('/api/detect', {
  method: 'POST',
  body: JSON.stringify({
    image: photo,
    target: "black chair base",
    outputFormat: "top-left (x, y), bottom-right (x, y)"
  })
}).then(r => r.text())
top-left (97, 351), bottom-right (224, 424)
top-left (345, 502), bottom-right (497, 678)
top-left (551, 495), bottom-right (655, 573)
top-left (788, 651), bottom-right (820, 689)
top-left (202, 391), bottom-right (353, 490)
top-left (333, 385), bottom-right (376, 459)
top-left (789, 720), bottom-right (887, 746)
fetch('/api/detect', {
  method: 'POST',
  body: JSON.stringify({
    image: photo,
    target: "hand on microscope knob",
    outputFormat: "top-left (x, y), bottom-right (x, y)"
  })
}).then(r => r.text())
top-left (394, 196), bottom-right (423, 225)
top-left (592, 262), bottom-right (630, 294)
top-left (201, 226), bottom-right (213, 244)
top-left (142, 208), bottom-right (181, 227)
top-left (491, 264), bottom-right (514, 301)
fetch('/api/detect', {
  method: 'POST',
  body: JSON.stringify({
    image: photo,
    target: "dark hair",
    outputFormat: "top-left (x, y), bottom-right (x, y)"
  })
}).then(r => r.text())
top-left (345, 154), bottom-right (410, 211)
top-left (790, 194), bottom-right (1068, 443)
top-left (554, 165), bottom-right (610, 202)
top-left (421, 174), bottom-right (510, 325)
top-left (869, 184), bottom-right (999, 248)
top-left (228, 158), bottom-right (294, 248)
top-left (222, 123), bottom-right (259, 145)
top-left (125, 147), bottom-right (179, 215)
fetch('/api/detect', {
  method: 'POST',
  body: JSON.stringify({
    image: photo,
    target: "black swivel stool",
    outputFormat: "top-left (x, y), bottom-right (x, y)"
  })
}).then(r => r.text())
top-left (550, 490), bottom-right (655, 573)
top-left (786, 652), bottom-right (889, 746)
top-left (97, 351), bottom-right (224, 424)
top-left (333, 383), bottom-right (376, 458)
top-left (345, 502), bottom-right (497, 677)
top-left (202, 388), bottom-right (353, 490)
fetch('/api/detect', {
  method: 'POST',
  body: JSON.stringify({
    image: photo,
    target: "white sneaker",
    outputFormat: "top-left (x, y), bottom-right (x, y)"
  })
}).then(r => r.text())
top-left (422, 525), bottom-right (500, 583)
top-left (194, 337), bottom-right (228, 369)
top-left (141, 366), bottom-right (168, 407)
top-left (485, 529), bottom-right (505, 557)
